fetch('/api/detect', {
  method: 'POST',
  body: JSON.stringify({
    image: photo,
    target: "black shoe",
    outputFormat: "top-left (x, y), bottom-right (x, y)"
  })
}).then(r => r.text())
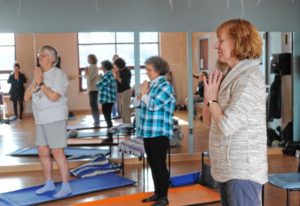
top-left (142, 194), bottom-right (160, 203)
top-left (151, 197), bottom-right (169, 206)
top-left (102, 138), bottom-right (113, 143)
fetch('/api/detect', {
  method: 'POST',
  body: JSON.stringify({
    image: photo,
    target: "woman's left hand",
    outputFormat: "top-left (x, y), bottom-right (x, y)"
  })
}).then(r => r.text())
top-left (140, 81), bottom-right (149, 96)
top-left (35, 67), bottom-right (43, 84)
top-left (203, 70), bottom-right (222, 101)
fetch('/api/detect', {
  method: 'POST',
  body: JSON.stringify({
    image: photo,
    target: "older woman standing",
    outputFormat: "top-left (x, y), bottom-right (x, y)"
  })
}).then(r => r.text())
top-left (24, 45), bottom-right (71, 198)
top-left (7, 62), bottom-right (27, 119)
top-left (96, 60), bottom-right (117, 141)
top-left (113, 58), bottom-right (132, 124)
top-left (86, 54), bottom-right (100, 125)
top-left (136, 56), bottom-right (176, 206)
top-left (203, 19), bottom-right (268, 206)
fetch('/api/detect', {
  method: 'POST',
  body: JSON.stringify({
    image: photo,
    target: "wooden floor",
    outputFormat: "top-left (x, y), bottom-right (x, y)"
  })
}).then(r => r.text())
top-left (0, 111), bottom-right (299, 205)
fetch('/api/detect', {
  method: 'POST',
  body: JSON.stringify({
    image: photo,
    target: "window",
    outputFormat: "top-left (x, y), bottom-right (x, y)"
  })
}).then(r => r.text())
top-left (78, 32), bottom-right (159, 91)
top-left (0, 33), bottom-right (15, 94)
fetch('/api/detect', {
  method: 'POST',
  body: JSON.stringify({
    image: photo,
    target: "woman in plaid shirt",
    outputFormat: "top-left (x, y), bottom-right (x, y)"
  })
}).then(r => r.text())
top-left (136, 56), bottom-right (176, 206)
top-left (96, 60), bottom-right (117, 137)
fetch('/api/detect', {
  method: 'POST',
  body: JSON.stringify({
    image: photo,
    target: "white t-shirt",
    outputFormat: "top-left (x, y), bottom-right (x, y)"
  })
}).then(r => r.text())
top-left (32, 67), bottom-right (69, 124)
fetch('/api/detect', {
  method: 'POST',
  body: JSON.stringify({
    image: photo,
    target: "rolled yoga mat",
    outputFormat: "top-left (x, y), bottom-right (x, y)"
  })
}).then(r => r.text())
top-left (0, 173), bottom-right (135, 206)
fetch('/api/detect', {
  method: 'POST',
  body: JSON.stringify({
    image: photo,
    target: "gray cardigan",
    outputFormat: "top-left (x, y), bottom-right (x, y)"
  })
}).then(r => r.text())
top-left (209, 59), bottom-right (268, 185)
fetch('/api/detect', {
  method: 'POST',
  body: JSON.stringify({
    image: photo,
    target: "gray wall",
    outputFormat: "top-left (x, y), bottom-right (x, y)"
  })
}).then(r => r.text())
top-left (0, 0), bottom-right (299, 140)
top-left (0, 0), bottom-right (298, 32)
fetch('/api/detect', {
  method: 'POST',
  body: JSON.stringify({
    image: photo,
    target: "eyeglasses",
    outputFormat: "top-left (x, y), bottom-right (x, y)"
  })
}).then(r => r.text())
top-left (37, 53), bottom-right (49, 58)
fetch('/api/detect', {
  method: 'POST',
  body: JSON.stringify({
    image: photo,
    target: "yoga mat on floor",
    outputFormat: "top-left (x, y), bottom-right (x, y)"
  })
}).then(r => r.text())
top-left (67, 138), bottom-right (120, 146)
top-left (8, 147), bottom-right (110, 157)
top-left (67, 124), bottom-right (106, 131)
top-left (74, 130), bottom-right (109, 138)
top-left (75, 184), bottom-right (220, 206)
top-left (0, 173), bottom-right (135, 206)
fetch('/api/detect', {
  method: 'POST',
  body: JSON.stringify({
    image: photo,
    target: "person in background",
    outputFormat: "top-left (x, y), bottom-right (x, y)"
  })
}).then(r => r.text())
top-left (7, 62), bottom-right (27, 119)
top-left (111, 54), bottom-right (121, 118)
top-left (114, 58), bottom-right (132, 124)
top-left (135, 56), bottom-right (176, 206)
top-left (196, 71), bottom-right (208, 100)
top-left (203, 19), bottom-right (267, 206)
top-left (0, 85), bottom-right (3, 105)
top-left (86, 54), bottom-right (100, 125)
top-left (24, 45), bottom-right (72, 198)
top-left (96, 60), bottom-right (117, 142)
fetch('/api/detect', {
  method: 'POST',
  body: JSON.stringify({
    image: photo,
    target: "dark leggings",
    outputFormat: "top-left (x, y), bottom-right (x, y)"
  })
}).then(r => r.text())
top-left (143, 137), bottom-right (170, 198)
top-left (102, 103), bottom-right (114, 128)
top-left (12, 99), bottom-right (24, 118)
top-left (88, 91), bottom-right (100, 123)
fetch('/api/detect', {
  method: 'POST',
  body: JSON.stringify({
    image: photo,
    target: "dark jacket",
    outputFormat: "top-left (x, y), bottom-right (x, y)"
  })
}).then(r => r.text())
top-left (268, 74), bottom-right (281, 120)
top-left (117, 68), bottom-right (131, 93)
top-left (7, 73), bottom-right (27, 100)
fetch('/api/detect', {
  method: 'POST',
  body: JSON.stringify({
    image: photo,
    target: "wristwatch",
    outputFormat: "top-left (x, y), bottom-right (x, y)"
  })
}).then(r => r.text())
top-left (38, 82), bottom-right (45, 87)
top-left (207, 100), bottom-right (218, 107)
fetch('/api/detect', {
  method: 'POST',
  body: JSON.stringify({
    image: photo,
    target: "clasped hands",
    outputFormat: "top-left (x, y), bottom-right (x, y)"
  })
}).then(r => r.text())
top-left (136, 81), bottom-right (149, 100)
top-left (203, 70), bottom-right (223, 102)
top-left (32, 67), bottom-right (43, 86)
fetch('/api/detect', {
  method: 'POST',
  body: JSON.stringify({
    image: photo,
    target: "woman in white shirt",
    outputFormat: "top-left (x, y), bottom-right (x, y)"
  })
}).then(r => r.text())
top-left (25, 45), bottom-right (71, 198)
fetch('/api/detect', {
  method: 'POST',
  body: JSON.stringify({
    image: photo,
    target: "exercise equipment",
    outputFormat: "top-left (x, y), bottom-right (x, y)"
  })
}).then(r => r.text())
top-left (8, 147), bottom-right (110, 157)
top-left (67, 124), bottom-right (105, 131)
top-left (67, 138), bottom-right (121, 146)
top-left (75, 184), bottom-right (220, 206)
top-left (70, 155), bottom-right (120, 178)
top-left (170, 171), bottom-right (201, 187)
top-left (68, 130), bottom-right (108, 138)
top-left (0, 173), bottom-right (135, 206)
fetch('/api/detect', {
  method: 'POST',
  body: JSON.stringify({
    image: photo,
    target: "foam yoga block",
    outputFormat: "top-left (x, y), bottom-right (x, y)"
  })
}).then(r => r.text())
top-left (170, 171), bottom-right (201, 187)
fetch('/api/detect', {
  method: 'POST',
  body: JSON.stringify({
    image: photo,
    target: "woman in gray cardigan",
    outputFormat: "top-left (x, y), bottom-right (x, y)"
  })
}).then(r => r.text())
top-left (203, 19), bottom-right (268, 206)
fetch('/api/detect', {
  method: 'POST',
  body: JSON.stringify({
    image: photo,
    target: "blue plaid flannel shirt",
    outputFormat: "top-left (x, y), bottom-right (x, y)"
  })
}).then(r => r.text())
top-left (137, 76), bottom-right (176, 138)
top-left (96, 71), bottom-right (117, 104)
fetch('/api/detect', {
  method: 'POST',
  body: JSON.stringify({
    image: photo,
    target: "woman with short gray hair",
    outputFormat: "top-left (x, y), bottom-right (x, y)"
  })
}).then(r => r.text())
top-left (136, 56), bottom-right (176, 206)
top-left (24, 45), bottom-right (72, 198)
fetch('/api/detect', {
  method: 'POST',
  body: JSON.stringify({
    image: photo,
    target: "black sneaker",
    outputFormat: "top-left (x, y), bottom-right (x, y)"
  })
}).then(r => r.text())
top-left (102, 138), bottom-right (113, 144)
top-left (142, 194), bottom-right (160, 203)
top-left (151, 197), bottom-right (169, 206)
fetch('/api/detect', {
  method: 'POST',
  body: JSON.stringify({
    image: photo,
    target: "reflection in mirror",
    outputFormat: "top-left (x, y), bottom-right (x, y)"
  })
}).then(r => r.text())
top-left (266, 32), bottom-right (293, 147)
top-left (0, 31), bottom-right (195, 170)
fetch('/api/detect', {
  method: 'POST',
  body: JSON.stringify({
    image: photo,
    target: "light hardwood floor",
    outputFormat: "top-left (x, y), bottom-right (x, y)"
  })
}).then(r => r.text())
top-left (0, 111), bottom-right (299, 205)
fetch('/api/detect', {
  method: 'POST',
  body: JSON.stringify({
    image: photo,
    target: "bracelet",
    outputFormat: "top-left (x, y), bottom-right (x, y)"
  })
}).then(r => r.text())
top-left (207, 100), bottom-right (218, 107)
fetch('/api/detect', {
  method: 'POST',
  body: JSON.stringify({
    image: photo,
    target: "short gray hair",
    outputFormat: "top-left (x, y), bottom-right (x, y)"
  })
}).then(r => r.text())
top-left (144, 56), bottom-right (169, 75)
top-left (40, 45), bottom-right (58, 66)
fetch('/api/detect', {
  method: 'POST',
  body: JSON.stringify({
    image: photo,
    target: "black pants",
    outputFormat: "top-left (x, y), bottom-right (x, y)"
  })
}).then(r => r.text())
top-left (102, 103), bottom-right (113, 129)
top-left (12, 99), bottom-right (24, 119)
top-left (144, 137), bottom-right (170, 198)
top-left (88, 91), bottom-right (100, 124)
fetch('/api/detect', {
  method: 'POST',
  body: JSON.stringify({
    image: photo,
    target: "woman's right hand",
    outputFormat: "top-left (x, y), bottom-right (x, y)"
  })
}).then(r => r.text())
top-left (203, 70), bottom-right (222, 102)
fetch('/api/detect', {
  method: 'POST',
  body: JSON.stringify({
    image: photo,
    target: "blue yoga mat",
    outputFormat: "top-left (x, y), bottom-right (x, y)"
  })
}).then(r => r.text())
top-left (0, 173), bottom-right (135, 206)
top-left (8, 147), bottom-right (110, 157)
top-left (76, 130), bottom-right (108, 138)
